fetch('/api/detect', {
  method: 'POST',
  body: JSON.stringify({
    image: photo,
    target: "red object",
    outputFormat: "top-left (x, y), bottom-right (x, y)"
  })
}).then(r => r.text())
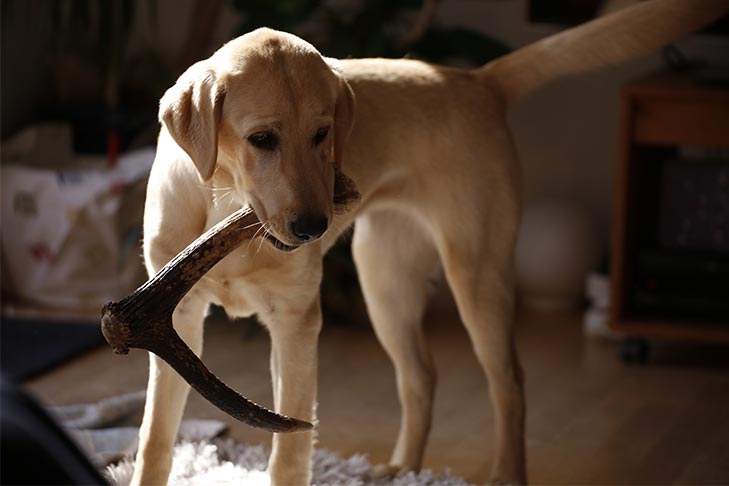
top-left (29, 243), bottom-right (55, 262)
top-left (107, 128), bottom-right (120, 168)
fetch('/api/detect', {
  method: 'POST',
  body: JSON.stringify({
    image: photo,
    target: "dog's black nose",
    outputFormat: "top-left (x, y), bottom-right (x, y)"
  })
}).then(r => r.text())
top-left (289, 214), bottom-right (328, 242)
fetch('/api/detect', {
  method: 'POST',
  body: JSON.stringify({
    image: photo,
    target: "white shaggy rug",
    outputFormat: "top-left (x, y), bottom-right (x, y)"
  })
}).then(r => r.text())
top-left (106, 439), bottom-right (469, 486)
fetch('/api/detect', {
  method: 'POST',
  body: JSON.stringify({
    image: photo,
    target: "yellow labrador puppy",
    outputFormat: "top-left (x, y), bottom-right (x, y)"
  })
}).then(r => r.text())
top-left (133, 1), bottom-right (727, 484)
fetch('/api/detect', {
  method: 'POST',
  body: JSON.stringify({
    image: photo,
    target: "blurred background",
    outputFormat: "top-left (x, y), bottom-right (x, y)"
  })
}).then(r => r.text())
top-left (1, 1), bottom-right (729, 484)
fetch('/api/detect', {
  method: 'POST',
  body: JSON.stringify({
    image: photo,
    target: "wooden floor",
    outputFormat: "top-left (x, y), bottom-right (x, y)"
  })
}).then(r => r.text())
top-left (27, 306), bottom-right (729, 485)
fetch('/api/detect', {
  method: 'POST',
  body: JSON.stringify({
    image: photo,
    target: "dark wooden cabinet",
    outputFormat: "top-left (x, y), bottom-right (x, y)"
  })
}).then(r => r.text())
top-left (610, 72), bottom-right (729, 344)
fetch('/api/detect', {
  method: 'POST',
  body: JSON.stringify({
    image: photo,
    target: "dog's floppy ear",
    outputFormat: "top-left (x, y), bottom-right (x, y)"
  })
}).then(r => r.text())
top-left (332, 75), bottom-right (355, 171)
top-left (159, 63), bottom-right (226, 181)
top-left (331, 75), bottom-right (360, 214)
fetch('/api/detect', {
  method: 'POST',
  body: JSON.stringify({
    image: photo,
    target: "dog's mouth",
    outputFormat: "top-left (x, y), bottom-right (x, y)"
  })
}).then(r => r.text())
top-left (243, 200), bottom-right (300, 253)
top-left (264, 233), bottom-right (300, 252)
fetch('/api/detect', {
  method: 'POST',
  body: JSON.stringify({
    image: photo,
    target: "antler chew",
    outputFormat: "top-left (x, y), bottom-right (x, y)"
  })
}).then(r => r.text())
top-left (101, 207), bottom-right (312, 433)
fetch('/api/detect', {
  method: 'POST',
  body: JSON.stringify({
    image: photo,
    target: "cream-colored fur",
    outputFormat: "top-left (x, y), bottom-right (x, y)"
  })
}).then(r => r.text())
top-left (132, 1), bottom-right (728, 485)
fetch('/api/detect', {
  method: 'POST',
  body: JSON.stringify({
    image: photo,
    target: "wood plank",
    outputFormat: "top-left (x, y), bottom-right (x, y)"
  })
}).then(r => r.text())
top-left (633, 99), bottom-right (729, 146)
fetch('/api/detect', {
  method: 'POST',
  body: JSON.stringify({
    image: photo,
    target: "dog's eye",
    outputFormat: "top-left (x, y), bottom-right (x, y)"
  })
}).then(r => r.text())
top-left (312, 127), bottom-right (329, 147)
top-left (248, 131), bottom-right (278, 151)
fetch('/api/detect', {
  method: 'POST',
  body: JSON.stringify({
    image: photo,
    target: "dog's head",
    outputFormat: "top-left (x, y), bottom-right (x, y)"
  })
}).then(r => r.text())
top-left (159, 28), bottom-right (359, 250)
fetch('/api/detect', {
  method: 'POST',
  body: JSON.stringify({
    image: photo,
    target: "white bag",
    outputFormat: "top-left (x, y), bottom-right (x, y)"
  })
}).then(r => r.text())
top-left (1, 125), bottom-right (154, 310)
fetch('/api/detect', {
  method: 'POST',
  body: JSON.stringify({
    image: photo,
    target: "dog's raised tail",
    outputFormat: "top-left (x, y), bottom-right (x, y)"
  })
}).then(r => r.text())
top-left (479, 0), bottom-right (729, 107)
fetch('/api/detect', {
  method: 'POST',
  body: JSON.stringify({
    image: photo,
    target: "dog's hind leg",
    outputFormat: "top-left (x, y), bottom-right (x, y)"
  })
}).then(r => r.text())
top-left (435, 199), bottom-right (526, 485)
top-left (130, 290), bottom-right (208, 486)
top-left (352, 210), bottom-right (440, 477)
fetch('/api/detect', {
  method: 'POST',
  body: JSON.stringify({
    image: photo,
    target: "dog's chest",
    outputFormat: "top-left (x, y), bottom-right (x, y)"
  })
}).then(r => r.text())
top-left (205, 276), bottom-right (264, 318)
top-left (199, 248), bottom-right (282, 318)
top-left (201, 241), bottom-right (324, 322)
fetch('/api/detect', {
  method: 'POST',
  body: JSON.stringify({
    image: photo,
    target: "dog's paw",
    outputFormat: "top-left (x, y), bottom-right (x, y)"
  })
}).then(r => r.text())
top-left (369, 463), bottom-right (411, 479)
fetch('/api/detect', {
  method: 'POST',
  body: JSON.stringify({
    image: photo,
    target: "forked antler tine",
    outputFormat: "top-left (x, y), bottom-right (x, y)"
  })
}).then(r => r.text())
top-left (100, 207), bottom-right (312, 433)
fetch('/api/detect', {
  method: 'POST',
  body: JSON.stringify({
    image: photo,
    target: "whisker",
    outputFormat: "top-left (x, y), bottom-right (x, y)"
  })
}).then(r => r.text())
top-left (243, 221), bottom-right (265, 243)
top-left (213, 191), bottom-right (233, 208)
top-left (250, 223), bottom-right (269, 260)
top-left (243, 221), bottom-right (264, 231)
top-left (197, 185), bottom-right (233, 192)
top-left (255, 226), bottom-right (269, 257)
top-left (330, 220), bottom-right (352, 244)
top-left (245, 223), bottom-right (267, 254)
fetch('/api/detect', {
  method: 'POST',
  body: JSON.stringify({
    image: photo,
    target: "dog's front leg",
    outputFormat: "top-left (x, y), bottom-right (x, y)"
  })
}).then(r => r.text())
top-left (131, 291), bottom-right (208, 486)
top-left (263, 293), bottom-right (322, 486)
